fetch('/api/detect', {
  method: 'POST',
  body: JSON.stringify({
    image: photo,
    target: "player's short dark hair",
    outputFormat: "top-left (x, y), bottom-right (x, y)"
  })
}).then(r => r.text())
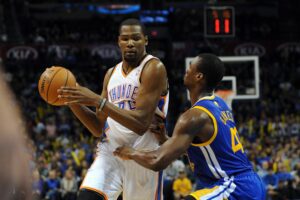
top-left (119, 18), bottom-right (146, 35)
top-left (196, 54), bottom-right (225, 91)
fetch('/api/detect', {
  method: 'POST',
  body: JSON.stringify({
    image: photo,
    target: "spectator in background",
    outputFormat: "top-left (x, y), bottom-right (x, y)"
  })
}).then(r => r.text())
top-left (257, 161), bottom-right (270, 178)
top-left (45, 117), bottom-right (57, 139)
top-left (276, 162), bottom-right (293, 183)
top-left (163, 159), bottom-right (186, 200)
top-left (45, 169), bottom-right (61, 200)
top-left (32, 169), bottom-right (44, 200)
top-left (263, 167), bottom-right (279, 199)
top-left (173, 170), bottom-right (192, 200)
top-left (272, 180), bottom-right (291, 200)
top-left (60, 169), bottom-right (77, 200)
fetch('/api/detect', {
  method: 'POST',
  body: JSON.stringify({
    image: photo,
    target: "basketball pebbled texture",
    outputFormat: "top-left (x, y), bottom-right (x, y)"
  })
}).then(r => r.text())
top-left (38, 66), bottom-right (76, 106)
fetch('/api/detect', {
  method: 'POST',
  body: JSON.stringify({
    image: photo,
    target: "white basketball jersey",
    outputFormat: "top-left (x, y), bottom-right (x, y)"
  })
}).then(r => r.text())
top-left (105, 54), bottom-right (169, 150)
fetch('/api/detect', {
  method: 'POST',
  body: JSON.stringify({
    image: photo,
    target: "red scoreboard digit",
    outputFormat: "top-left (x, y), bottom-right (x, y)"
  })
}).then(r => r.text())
top-left (204, 6), bottom-right (235, 37)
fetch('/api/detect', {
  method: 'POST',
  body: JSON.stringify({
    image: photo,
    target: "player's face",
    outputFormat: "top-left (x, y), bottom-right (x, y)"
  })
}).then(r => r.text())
top-left (118, 25), bottom-right (148, 63)
top-left (184, 57), bottom-right (203, 88)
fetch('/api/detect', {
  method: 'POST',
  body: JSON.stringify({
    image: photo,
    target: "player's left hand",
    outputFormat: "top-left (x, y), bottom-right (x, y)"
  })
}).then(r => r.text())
top-left (57, 84), bottom-right (101, 107)
top-left (113, 146), bottom-right (135, 160)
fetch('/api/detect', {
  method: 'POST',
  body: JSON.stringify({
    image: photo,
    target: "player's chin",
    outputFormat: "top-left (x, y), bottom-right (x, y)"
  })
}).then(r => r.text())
top-left (124, 55), bottom-right (137, 63)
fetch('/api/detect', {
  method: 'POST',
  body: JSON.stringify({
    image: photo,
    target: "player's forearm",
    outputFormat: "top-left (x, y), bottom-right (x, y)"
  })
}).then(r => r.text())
top-left (129, 149), bottom-right (170, 171)
top-left (154, 130), bottom-right (169, 145)
top-left (131, 137), bottom-right (188, 171)
top-left (69, 105), bottom-right (104, 137)
top-left (102, 102), bottom-right (150, 135)
top-left (130, 150), bottom-right (162, 171)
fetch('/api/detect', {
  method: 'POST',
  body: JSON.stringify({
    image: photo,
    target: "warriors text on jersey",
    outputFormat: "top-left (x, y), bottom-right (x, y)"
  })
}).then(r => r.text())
top-left (186, 96), bottom-right (265, 200)
top-left (187, 95), bottom-right (252, 186)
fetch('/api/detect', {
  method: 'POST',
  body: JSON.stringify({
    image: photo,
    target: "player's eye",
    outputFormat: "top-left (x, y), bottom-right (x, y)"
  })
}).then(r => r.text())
top-left (121, 37), bottom-right (129, 41)
top-left (132, 37), bottom-right (141, 41)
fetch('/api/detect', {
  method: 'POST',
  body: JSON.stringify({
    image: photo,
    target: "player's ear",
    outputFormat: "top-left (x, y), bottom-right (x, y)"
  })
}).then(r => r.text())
top-left (196, 72), bottom-right (204, 80)
top-left (144, 35), bottom-right (148, 46)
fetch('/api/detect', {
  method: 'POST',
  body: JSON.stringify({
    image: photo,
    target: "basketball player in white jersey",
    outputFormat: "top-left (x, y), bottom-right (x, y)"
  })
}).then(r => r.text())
top-left (58, 18), bottom-right (168, 200)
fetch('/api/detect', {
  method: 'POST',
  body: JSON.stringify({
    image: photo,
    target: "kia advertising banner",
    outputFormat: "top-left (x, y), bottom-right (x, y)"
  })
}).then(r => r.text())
top-left (1, 42), bottom-right (300, 63)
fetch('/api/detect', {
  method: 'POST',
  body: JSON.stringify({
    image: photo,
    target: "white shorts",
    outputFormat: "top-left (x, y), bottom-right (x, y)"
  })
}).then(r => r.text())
top-left (80, 141), bottom-right (163, 200)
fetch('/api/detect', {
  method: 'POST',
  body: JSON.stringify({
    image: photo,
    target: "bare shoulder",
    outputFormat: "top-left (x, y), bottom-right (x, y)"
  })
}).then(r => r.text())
top-left (146, 58), bottom-right (166, 72)
top-left (175, 108), bottom-right (211, 135)
top-left (141, 58), bottom-right (167, 83)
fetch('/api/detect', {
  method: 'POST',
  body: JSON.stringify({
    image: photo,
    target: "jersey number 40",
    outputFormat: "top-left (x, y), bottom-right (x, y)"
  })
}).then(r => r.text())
top-left (230, 127), bottom-right (244, 153)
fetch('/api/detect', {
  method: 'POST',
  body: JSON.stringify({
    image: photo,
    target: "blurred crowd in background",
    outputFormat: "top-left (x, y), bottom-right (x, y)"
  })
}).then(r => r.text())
top-left (1, 0), bottom-right (300, 200)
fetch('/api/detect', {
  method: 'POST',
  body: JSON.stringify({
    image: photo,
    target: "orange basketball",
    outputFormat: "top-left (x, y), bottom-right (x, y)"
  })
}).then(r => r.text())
top-left (38, 66), bottom-right (76, 106)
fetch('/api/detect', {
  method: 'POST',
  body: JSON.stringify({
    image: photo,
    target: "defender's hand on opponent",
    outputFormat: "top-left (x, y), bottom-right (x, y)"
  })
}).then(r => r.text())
top-left (113, 146), bottom-right (135, 160)
top-left (57, 84), bottom-right (101, 107)
top-left (150, 112), bottom-right (169, 144)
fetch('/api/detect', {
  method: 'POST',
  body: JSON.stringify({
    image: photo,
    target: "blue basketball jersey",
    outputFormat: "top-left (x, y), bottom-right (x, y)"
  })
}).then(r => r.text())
top-left (187, 95), bottom-right (253, 187)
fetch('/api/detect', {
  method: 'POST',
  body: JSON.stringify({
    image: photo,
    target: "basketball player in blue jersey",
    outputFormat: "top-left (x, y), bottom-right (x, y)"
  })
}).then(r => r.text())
top-left (114, 54), bottom-right (266, 200)
top-left (58, 19), bottom-right (168, 200)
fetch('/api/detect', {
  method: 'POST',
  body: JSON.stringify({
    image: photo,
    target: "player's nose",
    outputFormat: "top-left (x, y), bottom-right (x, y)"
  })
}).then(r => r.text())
top-left (126, 39), bottom-right (134, 48)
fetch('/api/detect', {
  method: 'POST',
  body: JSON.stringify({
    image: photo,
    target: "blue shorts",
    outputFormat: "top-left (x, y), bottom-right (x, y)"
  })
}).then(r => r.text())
top-left (187, 171), bottom-right (266, 200)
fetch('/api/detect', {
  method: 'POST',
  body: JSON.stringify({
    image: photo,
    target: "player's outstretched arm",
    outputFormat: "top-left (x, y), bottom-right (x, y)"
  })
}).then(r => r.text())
top-left (114, 108), bottom-right (209, 171)
top-left (62, 68), bottom-right (112, 137)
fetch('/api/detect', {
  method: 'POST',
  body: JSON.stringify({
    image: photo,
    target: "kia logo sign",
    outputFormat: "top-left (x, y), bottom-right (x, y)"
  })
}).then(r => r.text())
top-left (91, 45), bottom-right (121, 60)
top-left (6, 46), bottom-right (38, 60)
top-left (234, 43), bottom-right (266, 57)
top-left (48, 45), bottom-right (79, 59)
top-left (277, 43), bottom-right (300, 54)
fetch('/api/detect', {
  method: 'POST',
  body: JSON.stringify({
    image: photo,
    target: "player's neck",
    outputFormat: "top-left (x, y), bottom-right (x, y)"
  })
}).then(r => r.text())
top-left (122, 53), bottom-right (147, 74)
top-left (190, 89), bottom-right (213, 105)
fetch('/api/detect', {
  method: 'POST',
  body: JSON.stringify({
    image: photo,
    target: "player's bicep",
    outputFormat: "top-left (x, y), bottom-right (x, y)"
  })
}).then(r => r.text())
top-left (154, 116), bottom-right (196, 166)
top-left (156, 110), bottom-right (206, 166)
top-left (135, 61), bottom-right (167, 115)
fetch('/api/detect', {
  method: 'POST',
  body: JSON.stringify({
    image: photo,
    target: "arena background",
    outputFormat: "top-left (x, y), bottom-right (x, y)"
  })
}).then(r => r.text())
top-left (0, 0), bottom-right (299, 199)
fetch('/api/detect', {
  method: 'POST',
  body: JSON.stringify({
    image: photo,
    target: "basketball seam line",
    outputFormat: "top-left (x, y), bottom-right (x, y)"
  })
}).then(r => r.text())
top-left (51, 69), bottom-right (69, 105)
top-left (46, 68), bottom-right (63, 103)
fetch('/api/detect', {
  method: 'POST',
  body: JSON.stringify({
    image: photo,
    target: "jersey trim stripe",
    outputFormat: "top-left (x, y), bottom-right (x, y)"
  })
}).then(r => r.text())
top-left (107, 66), bottom-right (117, 88)
top-left (206, 145), bottom-right (228, 178)
top-left (190, 185), bottom-right (219, 199)
top-left (203, 146), bottom-right (223, 178)
top-left (139, 57), bottom-right (159, 83)
top-left (121, 54), bottom-right (149, 78)
top-left (205, 177), bottom-right (236, 200)
top-left (193, 95), bottom-right (216, 107)
top-left (200, 146), bottom-right (221, 179)
top-left (192, 177), bottom-right (236, 200)
top-left (80, 186), bottom-right (108, 200)
top-left (121, 66), bottom-right (130, 78)
top-left (191, 106), bottom-right (218, 146)
top-left (155, 171), bottom-right (163, 200)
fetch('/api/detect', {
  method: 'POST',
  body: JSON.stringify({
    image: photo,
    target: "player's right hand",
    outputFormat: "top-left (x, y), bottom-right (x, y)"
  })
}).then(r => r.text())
top-left (57, 84), bottom-right (101, 107)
